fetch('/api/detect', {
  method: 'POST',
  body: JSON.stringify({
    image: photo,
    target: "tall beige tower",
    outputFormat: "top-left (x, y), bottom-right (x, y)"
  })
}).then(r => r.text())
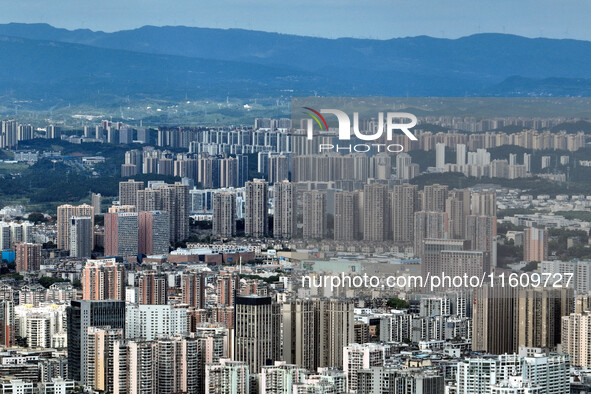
top-left (303, 191), bottom-right (326, 239)
top-left (57, 203), bottom-right (95, 250)
top-left (334, 191), bottom-right (361, 241)
top-left (390, 184), bottom-right (418, 244)
top-left (118, 179), bottom-right (144, 207)
top-left (244, 179), bottom-right (269, 238)
top-left (273, 180), bottom-right (297, 239)
top-left (212, 193), bottom-right (237, 238)
top-left (363, 184), bottom-right (389, 242)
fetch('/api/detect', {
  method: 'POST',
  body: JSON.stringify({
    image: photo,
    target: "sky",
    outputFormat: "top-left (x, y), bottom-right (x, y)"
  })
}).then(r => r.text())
top-left (1, 0), bottom-right (590, 40)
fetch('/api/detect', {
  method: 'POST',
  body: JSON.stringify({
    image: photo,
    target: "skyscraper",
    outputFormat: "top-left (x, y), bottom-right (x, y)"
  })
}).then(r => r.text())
top-left (414, 211), bottom-right (448, 258)
top-left (435, 143), bottom-right (446, 169)
top-left (139, 271), bottom-right (168, 305)
top-left (303, 191), bottom-right (327, 239)
top-left (465, 215), bottom-right (497, 267)
top-left (391, 184), bottom-right (418, 244)
top-left (471, 191), bottom-right (497, 217)
top-left (104, 212), bottom-right (139, 257)
top-left (205, 359), bottom-right (250, 394)
top-left (82, 258), bottom-right (125, 301)
top-left (69, 216), bottom-right (93, 258)
top-left (57, 204), bottom-right (94, 250)
top-left (212, 193), bottom-right (237, 238)
top-left (181, 272), bottom-right (206, 309)
top-left (118, 179), bottom-right (145, 207)
top-left (219, 157), bottom-right (238, 188)
top-left (524, 227), bottom-right (548, 262)
top-left (363, 184), bottom-right (389, 242)
top-left (472, 283), bottom-right (517, 354)
top-left (244, 179), bottom-right (269, 238)
top-left (334, 191), bottom-right (361, 241)
top-left (421, 184), bottom-right (448, 212)
top-left (14, 243), bottom-right (41, 272)
top-left (67, 300), bottom-right (126, 382)
top-left (445, 189), bottom-right (471, 239)
top-left (136, 182), bottom-right (189, 242)
top-left (315, 298), bottom-right (355, 369)
top-left (235, 295), bottom-right (281, 373)
top-left (91, 193), bottom-right (102, 215)
top-left (281, 299), bottom-right (317, 372)
top-left (138, 210), bottom-right (170, 255)
top-left (267, 154), bottom-right (290, 184)
top-left (86, 326), bottom-right (124, 391)
top-left (273, 180), bottom-right (297, 239)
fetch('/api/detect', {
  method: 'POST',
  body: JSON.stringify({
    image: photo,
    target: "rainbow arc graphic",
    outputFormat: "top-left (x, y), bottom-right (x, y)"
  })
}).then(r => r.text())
top-left (303, 107), bottom-right (328, 131)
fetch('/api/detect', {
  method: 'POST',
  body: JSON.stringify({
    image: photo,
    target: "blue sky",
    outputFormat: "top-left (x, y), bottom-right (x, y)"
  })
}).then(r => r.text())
top-left (1, 0), bottom-right (590, 40)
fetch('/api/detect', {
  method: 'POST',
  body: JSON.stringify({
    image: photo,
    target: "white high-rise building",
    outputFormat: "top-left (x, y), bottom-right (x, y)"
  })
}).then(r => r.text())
top-left (125, 305), bottom-right (188, 341)
top-left (343, 343), bottom-right (387, 392)
top-left (435, 143), bottom-right (446, 169)
top-left (205, 359), bottom-right (250, 394)
top-left (456, 353), bottom-right (569, 394)
top-left (456, 144), bottom-right (466, 167)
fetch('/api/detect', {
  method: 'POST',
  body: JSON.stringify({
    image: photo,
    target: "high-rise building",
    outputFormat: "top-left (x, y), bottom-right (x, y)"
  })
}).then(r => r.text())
top-left (456, 144), bottom-right (467, 166)
top-left (104, 212), bottom-right (138, 257)
top-left (315, 298), bottom-right (355, 369)
top-left (363, 184), bottom-right (389, 242)
top-left (421, 184), bottom-right (448, 212)
top-left (91, 193), bottom-right (102, 215)
top-left (273, 180), bottom-right (297, 239)
top-left (517, 287), bottom-right (573, 350)
top-left (268, 155), bottom-right (290, 184)
top-left (524, 227), bottom-right (549, 262)
top-left (357, 368), bottom-right (444, 394)
top-left (471, 191), bottom-right (497, 217)
top-left (69, 216), bottom-right (93, 258)
top-left (0, 300), bottom-right (14, 347)
top-left (181, 272), bottom-right (206, 309)
top-left (212, 193), bottom-right (237, 238)
top-left (281, 299), bottom-right (316, 372)
top-left (136, 182), bottom-right (190, 242)
top-left (237, 154), bottom-right (249, 187)
top-left (118, 179), bottom-right (145, 207)
top-left (445, 189), bottom-right (471, 239)
top-left (303, 191), bottom-right (327, 239)
top-left (562, 311), bottom-right (591, 367)
top-left (435, 143), bottom-right (446, 169)
top-left (219, 157), bottom-right (238, 188)
top-left (396, 153), bottom-right (419, 180)
top-left (259, 362), bottom-right (307, 393)
top-left (0, 120), bottom-right (17, 149)
top-left (216, 274), bottom-right (240, 306)
top-left (82, 258), bottom-right (125, 301)
top-left (235, 295), bottom-right (281, 373)
top-left (86, 326), bottom-right (124, 391)
top-left (57, 204), bottom-right (95, 250)
top-left (472, 283), bottom-right (517, 354)
top-left (125, 305), bottom-right (188, 340)
top-left (334, 191), bottom-right (361, 241)
top-left (414, 211), bottom-right (448, 259)
top-left (14, 243), bottom-right (41, 272)
top-left (456, 353), bottom-right (569, 394)
top-left (465, 215), bottom-right (497, 267)
top-left (343, 343), bottom-right (387, 392)
top-left (138, 271), bottom-right (168, 305)
top-left (391, 184), bottom-right (418, 244)
top-left (138, 210), bottom-right (170, 255)
top-left (205, 359), bottom-right (250, 394)
top-left (67, 300), bottom-right (126, 382)
top-left (244, 179), bottom-right (269, 238)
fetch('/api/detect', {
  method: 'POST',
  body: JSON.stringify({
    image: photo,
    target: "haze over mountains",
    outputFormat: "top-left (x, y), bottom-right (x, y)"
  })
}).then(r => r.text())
top-left (1, 23), bottom-right (591, 108)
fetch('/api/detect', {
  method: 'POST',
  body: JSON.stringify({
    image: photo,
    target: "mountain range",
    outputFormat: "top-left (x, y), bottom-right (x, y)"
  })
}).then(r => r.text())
top-left (1, 23), bottom-right (591, 108)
